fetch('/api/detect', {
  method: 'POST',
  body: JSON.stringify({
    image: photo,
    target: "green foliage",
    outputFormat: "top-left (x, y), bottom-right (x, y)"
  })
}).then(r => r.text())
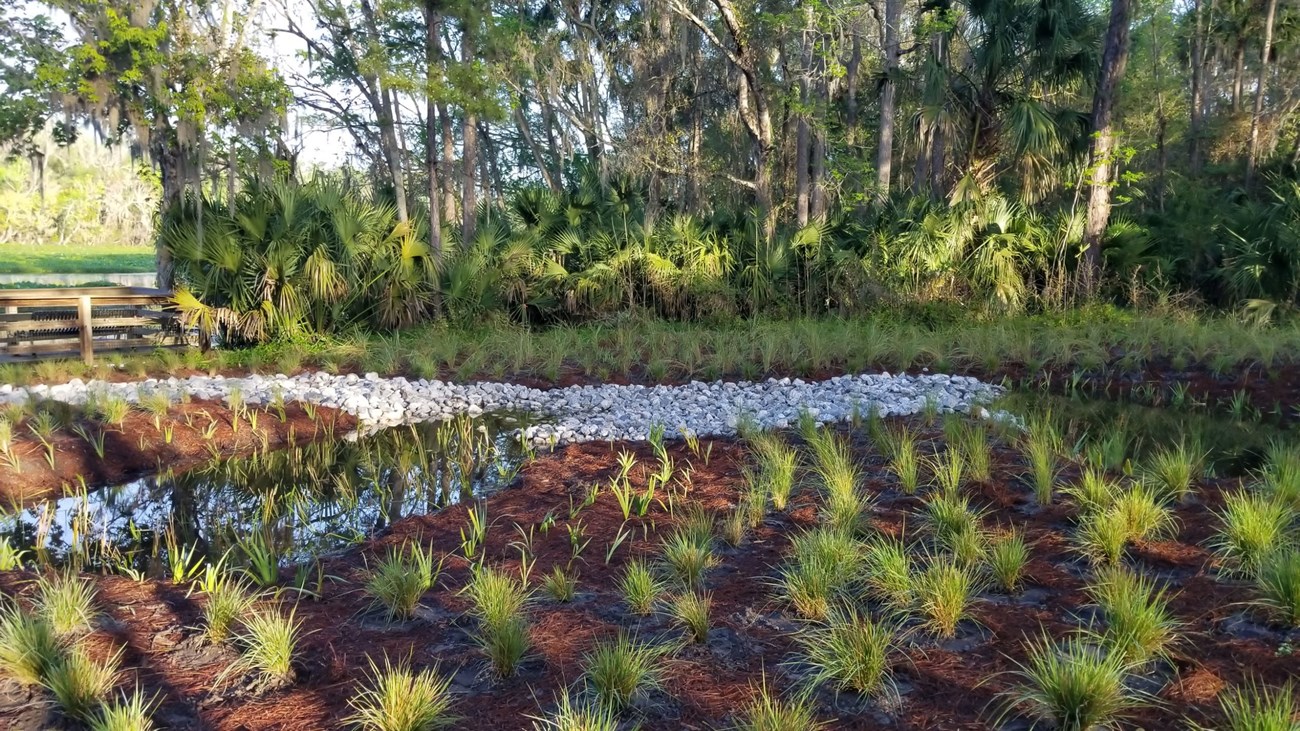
top-left (912, 558), bottom-right (981, 638)
top-left (1086, 567), bottom-right (1180, 664)
top-left (232, 607), bottom-right (301, 683)
top-left (1255, 549), bottom-right (1300, 627)
top-left (34, 572), bottom-right (96, 636)
top-left (731, 677), bottom-right (826, 731)
top-left (776, 528), bottom-right (863, 620)
top-left (618, 559), bottom-right (663, 616)
top-left (0, 603), bottom-right (61, 685)
top-left (668, 591), bottom-right (711, 643)
top-left (201, 571), bottom-right (255, 645)
top-left (89, 687), bottom-right (157, 731)
top-left (581, 632), bottom-right (668, 710)
top-left (1196, 680), bottom-right (1299, 731)
top-left (660, 527), bottom-right (717, 590)
top-left (792, 606), bottom-right (898, 698)
top-left (1003, 636), bottom-right (1141, 731)
top-left (528, 690), bottom-right (621, 731)
top-left (540, 566), bottom-right (577, 603)
top-left (364, 542), bottom-right (441, 621)
top-left (347, 656), bottom-right (457, 731)
top-left (987, 530), bottom-right (1031, 593)
top-left (45, 645), bottom-right (122, 721)
top-left (1211, 492), bottom-right (1296, 575)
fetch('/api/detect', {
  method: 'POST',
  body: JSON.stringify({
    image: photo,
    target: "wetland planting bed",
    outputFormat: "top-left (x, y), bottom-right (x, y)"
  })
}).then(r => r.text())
top-left (0, 409), bottom-right (1296, 730)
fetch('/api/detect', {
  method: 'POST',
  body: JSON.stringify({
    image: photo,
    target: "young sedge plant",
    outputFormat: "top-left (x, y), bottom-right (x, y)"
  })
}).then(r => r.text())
top-left (885, 426), bottom-right (921, 495)
top-left (986, 529), bottom-right (1030, 593)
top-left (581, 631), bottom-right (669, 710)
top-left (668, 591), bottom-right (711, 643)
top-left (862, 535), bottom-right (913, 611)
top-left (660, 526), bottom-right (717, 590)
top-left (912, 555), bottom-right (982, 639)
top-left (618, 559), bottom-right (664, 616)
top-left (1210, 491), bottom-right (1296, 575)
top-left (347, 655), bottom-right (457, 731)
top-left (90, 686), bottom-right (157, 731)
top-left (1141, 441), bottom-right (1204, 503)
top-left (953, 418), bottom-right (992, 482)
top-left (230, 606), bottom-right (303, 685)
top-left (749, 433), bottom-right (798, 511)
top-left (540, 566), bottom-right (577, 603)
top-left (44, 644), bottom-right (123, 722)
top-left (462, 566), bottom-right (533, 677)
top-left (776, 527), bottom-right (863, 620)
top-left (1191, 679), bottom-right (1299, 731)
top-left (922, 491), bottom-right (984, 544)
top-left (806, 429), bottom-right (867, 535)
top-left (1063, 468), bottom-right (1121, 516)
top-left (1075, 507), bottom-right (1132, 566)
top-left (732, 674), bottom-right (826, 731)
top-left (364, 542), bottom-right (441, 621)
top-left (1254, 548), bottom-right (1300, 627)
top-left (1110, 483), bottom-right (1178, 542)
top-left (1087, 566), bottom-right (1181, 664)
top-left (199, 567), bottom-right (256, 645)
top-left (527, 689), bottom-right (620, 731)
top-left (1001, 634), bottom-right (1141, 731)
top-left (1023, 417), bottom-right (1061, 505)
top-left (927, 447), bottom-right (966, 497)
top-left (719, 506), bottom-right (748, 547)
top-left (1258, 441), bottom-right (1300, 509)
top-left (0, 603), bottom-right (61, 685)
top-left (791, 605), bottom-right (898, 699)
top-left (34, 572), bottom-right (97, 636)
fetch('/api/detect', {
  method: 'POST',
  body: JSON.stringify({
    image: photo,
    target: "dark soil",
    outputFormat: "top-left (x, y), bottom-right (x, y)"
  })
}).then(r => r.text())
top-left (0, 401), bottom-right (356, 503)
top-left (0, 421), bottom-right (1295, 730)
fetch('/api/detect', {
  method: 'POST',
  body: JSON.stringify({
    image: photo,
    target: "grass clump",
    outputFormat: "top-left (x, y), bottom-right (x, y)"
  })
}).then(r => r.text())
top-left (806, 429), bottom-right (867, 534)
top-left (232, 607), bottom-right (301, 684)
top-left (986, 529), bottom-right (1030, 593)
top-left (1211, 491), bottom-right (1295, 575)
top-left (1254, 548), bottom-right (1300, 627)
top-left (0, 603), bottom-right (62, 685)
top-left (883, 425), bottom-right (921, 494)
top-left (528, 690), bottom-right (620, 731)
top-left (364, 542), bottom-right (441, 621)
top-left (34, 572), bottom-right (97, 636)
top-left (1258, 442), bottom-right (1300, 508)
top-left (1195, 680), bottom-right (1299, 731)
top-left (922, 491), bottom-right (983, 544)
top-left (1023, 418), bottom-right (1061, 505)
top-left (927, 448), bottom-right (966, 497)
top-left (45, 645), bottom-right (122, 721)
top-left (912, 558), bottom-right (981, 638)
top-left (669, 592), bottom-right (712, 643)
top-left (1110, 483), bottom-right (1177, 542)
top-left (1075, 507), bottom-right (1134, 566)
top-left (618, 559), bottom-right (663, 615)
top-left (89, 687), bottom-right (157, 731)
top-left (660, 527), bottom-right (717, 589)
top-left (1087, 567), bottom-right (1180, 664)
top-left (1142, 441), bottom-right (1203, 503)
top-left (750, 433), bottom-right (798, 511)
top-left (347, 655), bottom-right (456, 731)
top-left (581, 632), bottom-right (669, 710)
top-left (732, 676), bottom-right (826, 731)
top-left (1002, 635), bottom-right (1139, 731)
top-left (793, 606), bottom-right (897, 698)
top-left (463, 566), bottom-right (533, 678)
top-left (1063, 468), bottom-right (1121, 515)
top-left (862, 536), bottom-right (913, 610)
top-left (719, 507), bottom-right (748, 547)
top-left (541, 566), bottom-right (577, 603)
top-left (776, 528), bottom-right (863, 620)
top-left (200, 572), bottom-right (256, 645)
top-left (951, 418), bottom-right (992, 482)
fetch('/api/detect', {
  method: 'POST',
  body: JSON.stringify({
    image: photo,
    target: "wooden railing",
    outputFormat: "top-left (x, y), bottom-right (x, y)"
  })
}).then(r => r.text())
top-left (0, 287), bottom-right (184, 365)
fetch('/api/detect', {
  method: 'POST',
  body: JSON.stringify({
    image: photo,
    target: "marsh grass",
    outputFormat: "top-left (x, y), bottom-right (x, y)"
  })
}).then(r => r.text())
top-left (1255, 548), bottom-right (1300, 627)
top-left (1023, 418), bottom-right (1062, 505)
top-left (912, 558), bottom-right (981, 639)
top-left (885, 426), bottom-right (921, 494)
top-left (476, 614), bottom-right (531, 678)
top-left (731, 676), bottom-right (825, 731)
top-left (528, 690), bottom-right (621, 731)
top-left (863, 536), bottom-right (913, 611)
top-left (1110, 484), bottom-right (1177, 542)
top-left (45, 644), bottom-right (122, 721)
top-left (618, 559), bottom-right (663, 615)
top-left (365, 542), bottom-right (441, 621)
top-left (927, 448), bottom-right (966, 497)
top-left (463, 566), bottom-right (532, 630)
top-left (201, 572), bottom-right (256, 645)
top-left (793, 606), bottom-right (897, 698)
top-left (581, 632), bottom-right (669, 710)
top-left (669, 592), bottom-right (712, 643)
top-left (720, 507), bottom-right (748, 547)
top-left (1087, 567), bottom-right (1180, 664)
top-left (750, 434), bottom-right (798, 511)
top-left (1210, 491), bottom-right (1296, 575)
top-left (661, 528), bottom-right (717, 589)
top-left (923, 492), bottom-right (984, 544)
top-left (347, 656), bottom-right (457, 731)
top-left (1198, 680), bottom-right (1299, 731)
top-left (777, 528), bottom-right (863, 620)
top-left (1259, 442), bottom-right (1300, 508)
top-left (1002, 635), bottom-right (1140, 731)
top-left (231, 607), bottom-right (302, 684)
top-left (90, 687), bottom-right (157, 731)
top-left (1063, 468), bottom-right (1121, 515)
top-left (1142, 441), bottom-right (1204, 503)
top-left (806, 429), bottom-right (867, 534)
top-left (1075, 508), bottom-right (1131, 566)
top-left (35, 573), bottom-right (97, 636)
top-left (541, 566), bottom-right (577, 603)
top-left (986, 530), bottom-right (1030, 592)
top-left (0, 604), bottom-right (61, 685)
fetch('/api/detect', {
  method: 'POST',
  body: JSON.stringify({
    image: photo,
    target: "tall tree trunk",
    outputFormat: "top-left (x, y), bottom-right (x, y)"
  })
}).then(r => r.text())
top-left (875, 0), bottom-right (901, 197)
top-left (155, 133), bottom-right (181, 289)
top-left (359, 0), bottom-right (408, 222)
top-left (1245, 0), bottom-right (1279, 187)
top-left (425, 0), bottom-right (443, 316)
top-left (795, 5), bottom-right (813, 227)
top-left (1081, 0), bottom-right (1133, 295)
top-left (846, 29), bottom-right (861, 149)
top-left (1189, 0), bottom-right (1207, 171)
top-left (461, 20), bottom-right (479, 244)
top-left (1231, 38), bottom-right (1246, 113)
top-left (439, 103), bottom-right (457, 225)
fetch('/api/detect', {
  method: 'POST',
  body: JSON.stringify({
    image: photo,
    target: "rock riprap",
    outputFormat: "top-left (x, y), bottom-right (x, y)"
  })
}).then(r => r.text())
top-left (0, 371), bottom-right (1000, 446)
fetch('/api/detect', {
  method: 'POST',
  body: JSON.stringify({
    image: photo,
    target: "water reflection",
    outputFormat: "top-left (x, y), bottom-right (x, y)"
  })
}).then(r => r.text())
top-left (1, 415), bottom-right (525, 575)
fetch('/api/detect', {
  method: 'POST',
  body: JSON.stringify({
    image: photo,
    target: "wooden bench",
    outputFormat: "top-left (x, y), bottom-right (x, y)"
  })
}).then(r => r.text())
top-left (0, 286), bottom-right (184, 365)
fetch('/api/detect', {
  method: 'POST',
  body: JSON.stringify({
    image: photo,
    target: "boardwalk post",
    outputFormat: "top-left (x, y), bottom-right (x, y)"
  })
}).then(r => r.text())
top-left (78, 294), bottom-right (94, 365)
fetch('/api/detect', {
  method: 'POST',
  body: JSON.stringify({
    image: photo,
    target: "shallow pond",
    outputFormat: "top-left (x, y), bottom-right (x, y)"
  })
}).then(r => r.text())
top-left (0, 415), bottom-right (526, 576)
